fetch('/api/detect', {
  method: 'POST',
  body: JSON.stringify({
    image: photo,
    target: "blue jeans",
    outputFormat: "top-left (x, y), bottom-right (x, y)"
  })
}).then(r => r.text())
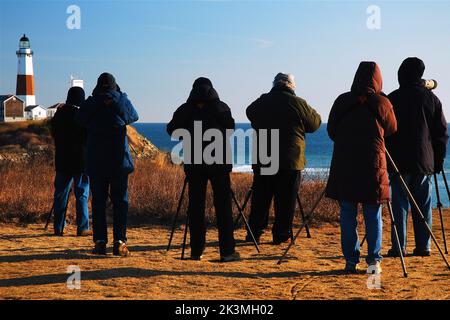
top-left (390, 174), bottom-right (432, 252)
top-left (53, 172), bottom-right (90, 233)
top-left (90, 175), bottom-right (129, 243)
top-left (339, 201), bottom-right (383, 265)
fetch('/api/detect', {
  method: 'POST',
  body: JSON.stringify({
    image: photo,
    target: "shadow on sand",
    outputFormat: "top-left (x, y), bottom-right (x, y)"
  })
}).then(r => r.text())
top-left (0, 266), bottom-right (356, 288)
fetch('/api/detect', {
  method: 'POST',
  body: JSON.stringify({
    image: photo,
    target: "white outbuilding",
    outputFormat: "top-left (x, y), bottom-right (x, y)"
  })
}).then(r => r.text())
top-left (25, 105), bottom-right (47, 120)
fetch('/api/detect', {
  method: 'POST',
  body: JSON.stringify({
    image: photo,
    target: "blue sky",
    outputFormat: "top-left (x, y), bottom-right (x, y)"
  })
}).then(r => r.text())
top-left (1, 0), bottom-right (449, 122)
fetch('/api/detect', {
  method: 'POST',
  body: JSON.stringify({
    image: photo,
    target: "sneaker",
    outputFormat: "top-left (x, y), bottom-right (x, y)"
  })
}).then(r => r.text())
top-left (367, 261), bottom-right (382, 274)
top-left (54, 230), bottom-right (64, 237)
top-left (113, 240), bottom-right (131, 257)
top-left (386, 248), bottom-right (407, 257)
top-left (220, 252), bottom-right (241, 263)
top-left (344, 263), bottom-right (358, 274)
top-left (413, 248), bottom-right (431, 257)
top-left (190, 255), bottom-right (203, 261)
top-left (77, 229), bottom-right (93, 237)
top-left (92, 241), bottom-right (107, 255)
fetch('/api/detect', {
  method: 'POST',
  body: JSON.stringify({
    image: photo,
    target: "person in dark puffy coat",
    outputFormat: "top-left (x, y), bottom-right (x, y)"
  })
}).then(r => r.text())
top-left (76, 73), bottom-right (139, 257)
top-left (326, 62), bottom-right (397, 274)
top-left (51, 86), bottom-right (91, 237)
top-left (167, 77), bottom-right (240, 262)
top-left (386, 57), bottom-right (448, 257)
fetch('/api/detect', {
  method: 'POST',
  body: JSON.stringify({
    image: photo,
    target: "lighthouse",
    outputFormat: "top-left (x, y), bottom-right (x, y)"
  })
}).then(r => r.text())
top-left (16, 34), bottom-right (36, 106)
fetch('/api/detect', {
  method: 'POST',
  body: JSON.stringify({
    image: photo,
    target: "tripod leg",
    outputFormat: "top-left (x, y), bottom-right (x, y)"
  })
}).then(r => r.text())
top-left (278, 189), bottom-right (326, 265)
top-left (386, 149), bottom-right (450, 269)
top-left (44, 204), bottom-right (54, 230)
top-left (181, 211), bottom-right (190, 260)
top-left (387, 200), bottom-right (408, 277)
top-left (442, 171), bottom-right (450, 201)
top-left (167, 178), bottom-right (188, 251)
top-left (231, 189), bottom-right (260, 253)
top-left (61, 187), bottom-right (73, 234)
top-left (434, 174), bottom-right (448, 254)
top-left (233, 188), bottom-right (252, 230)
top-left (297, 194), bottom-right (311, 238)
top-left (361, 234), bottom-right (367, 247)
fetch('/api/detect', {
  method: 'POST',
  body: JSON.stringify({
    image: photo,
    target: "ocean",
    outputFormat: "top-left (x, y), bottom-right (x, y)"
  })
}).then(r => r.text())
top-left (134, 123), bottom-right (450, 207)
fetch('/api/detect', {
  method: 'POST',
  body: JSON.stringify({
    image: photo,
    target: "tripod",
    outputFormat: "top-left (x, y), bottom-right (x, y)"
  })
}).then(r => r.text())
top-left (232, 186), bottom-right (312, 239)
top-left (358, 150), bottom-right (450, 272)
top-left (278, 150), bottom-right (450, 274)
top-left (385, 151), bottom-right (450, 269)
top-left (277, 189), bottom-right (326, 265)
top-left (361, 171), bottom-right (450, 254)
top-left (166, 177), bottom-right (261, 259)
top-left (276, 189), bottom-right (408, 277)
top-left (433, 172), bottom-right (448, 254)
top-left (44, 188), bottom-right (73, 231)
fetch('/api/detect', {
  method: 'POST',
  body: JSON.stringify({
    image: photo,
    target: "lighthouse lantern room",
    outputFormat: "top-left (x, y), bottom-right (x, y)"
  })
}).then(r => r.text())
top-left (16, 34), bottom-right (36, 106)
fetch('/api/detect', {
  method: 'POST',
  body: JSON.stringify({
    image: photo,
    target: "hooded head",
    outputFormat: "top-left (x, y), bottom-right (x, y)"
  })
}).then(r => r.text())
top-left (351, 61), bottom-right (383, 96)
top-left (66, 86), bottom-right (85, 106)
top-left (192, 77), bottom-right (213, 89)
top-left (398, 57), bottom-right (425, 86)
top-left (188, 77), bottom-right (218, 104)
top-left (93, 72), bottom-right (119, 95)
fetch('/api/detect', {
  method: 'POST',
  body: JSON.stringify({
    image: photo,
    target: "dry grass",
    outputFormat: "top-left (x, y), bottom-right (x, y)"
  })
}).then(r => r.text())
top-left (0, 155), bottom-right (339, 226)
top-left (0, 120), bottom-right (48, 134)
top-left (0, 120), bottom-right (52, 150)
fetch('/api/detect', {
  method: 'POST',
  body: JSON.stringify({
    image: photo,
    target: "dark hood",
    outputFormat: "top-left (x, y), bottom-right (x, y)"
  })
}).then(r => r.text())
top-left (66, 86), bottom-right (85, 106)
top-left (398, 57), bottom-right (425, 87)
top-left (93, 72), bottom-right (120, 96)
top-left (351, 61), bottom-right (383, 95)
top-left (187, 77), bottom-right (219, 103)
top-left (192, 77), bottom-right (213, 88)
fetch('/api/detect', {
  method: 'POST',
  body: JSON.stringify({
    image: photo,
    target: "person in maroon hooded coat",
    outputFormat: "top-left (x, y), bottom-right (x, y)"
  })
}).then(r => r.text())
top-left (326, 62), bottom-right (397, 274)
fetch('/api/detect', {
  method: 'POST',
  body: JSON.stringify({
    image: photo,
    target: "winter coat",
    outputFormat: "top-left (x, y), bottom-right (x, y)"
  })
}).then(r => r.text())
top-left (51, 104), bottom-right (86, 174)
top-left (246, 85), bottom-right (321, 171)
top-left (326, 62), bottom-right (397, 204)
top-left (76, 90), bottom-right (139, 177)
top-left (167, 83), bottom-right (235, 173)
top-left (386, 57), bottom-right (448, 174)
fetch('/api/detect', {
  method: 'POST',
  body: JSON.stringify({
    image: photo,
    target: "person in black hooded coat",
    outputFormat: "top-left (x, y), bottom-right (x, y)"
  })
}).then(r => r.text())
top-left (167, 77), bottom-right (239, 262)
top-left (386, 57), bottom-right (448, 257)
top-left (50, 86), bottom-right (91, 237)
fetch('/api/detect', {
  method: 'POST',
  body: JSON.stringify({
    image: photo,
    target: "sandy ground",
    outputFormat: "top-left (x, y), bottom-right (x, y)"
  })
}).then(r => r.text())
top-left (1, 216), bottom-right (450, 300)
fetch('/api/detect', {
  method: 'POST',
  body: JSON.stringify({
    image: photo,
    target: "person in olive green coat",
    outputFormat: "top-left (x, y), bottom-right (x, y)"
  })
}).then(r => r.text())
top-left (246, 73), bottom-right (322, 244)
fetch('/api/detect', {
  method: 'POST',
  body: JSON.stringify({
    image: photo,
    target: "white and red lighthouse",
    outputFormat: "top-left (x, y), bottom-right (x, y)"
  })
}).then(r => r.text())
top-left (16, 34), bottom-right (36, 106)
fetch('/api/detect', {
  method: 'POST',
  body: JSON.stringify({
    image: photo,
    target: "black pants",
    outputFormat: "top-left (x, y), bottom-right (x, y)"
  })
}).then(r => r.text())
top-left (248, 170), bottom-right (301, 241)
top-left (186, 170), bottom-right (236, 257)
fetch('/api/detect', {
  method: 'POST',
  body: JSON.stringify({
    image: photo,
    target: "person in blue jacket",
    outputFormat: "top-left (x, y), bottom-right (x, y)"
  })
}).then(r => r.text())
top-left (76, 73), bottom-right (139, 256)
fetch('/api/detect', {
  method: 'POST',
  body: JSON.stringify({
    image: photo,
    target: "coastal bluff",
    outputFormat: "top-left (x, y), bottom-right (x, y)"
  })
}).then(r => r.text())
top-left (0, 120), bottom-right (161, 162)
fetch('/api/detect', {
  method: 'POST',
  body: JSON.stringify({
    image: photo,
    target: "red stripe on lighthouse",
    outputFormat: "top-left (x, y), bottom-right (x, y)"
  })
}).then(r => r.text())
top-left (16, 75), bottom-right (35, 96)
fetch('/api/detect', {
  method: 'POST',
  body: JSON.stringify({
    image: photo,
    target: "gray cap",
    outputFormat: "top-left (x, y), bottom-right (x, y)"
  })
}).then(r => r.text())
top-left (273, 73), bottom-right (295, 87)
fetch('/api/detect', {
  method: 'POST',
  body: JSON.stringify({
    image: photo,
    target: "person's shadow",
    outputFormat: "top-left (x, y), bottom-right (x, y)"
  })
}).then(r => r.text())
top-left (0, 267), bottom-right (303, 288)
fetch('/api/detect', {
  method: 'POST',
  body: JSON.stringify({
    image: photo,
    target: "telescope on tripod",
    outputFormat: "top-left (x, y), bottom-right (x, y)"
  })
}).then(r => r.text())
top-left (421, 79), bottom-right (438, 90)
